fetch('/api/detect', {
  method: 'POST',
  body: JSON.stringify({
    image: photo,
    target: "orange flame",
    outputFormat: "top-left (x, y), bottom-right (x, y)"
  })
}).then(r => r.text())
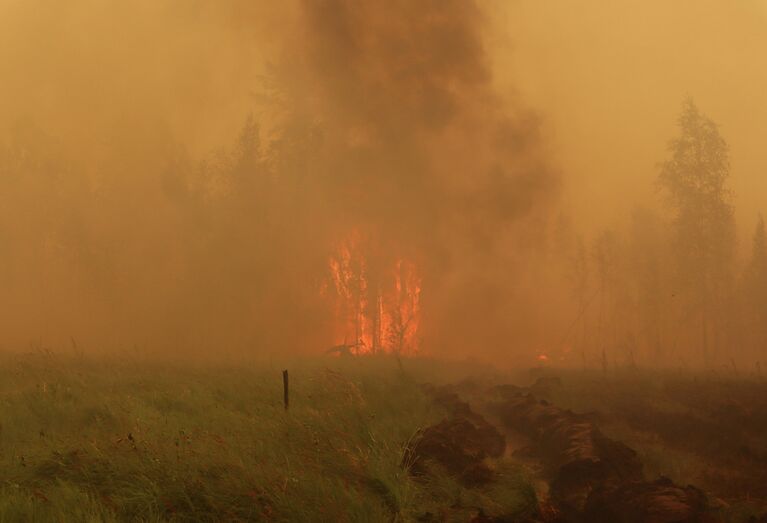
top-left (327, 234), bottom-right (421, 355)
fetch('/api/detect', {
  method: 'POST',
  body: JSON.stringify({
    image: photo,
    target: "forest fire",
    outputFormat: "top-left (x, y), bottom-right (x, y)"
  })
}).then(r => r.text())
top-left (3, 0), bottom-right (767, 520)
top-left (327, 234), bottom-right (421, 355)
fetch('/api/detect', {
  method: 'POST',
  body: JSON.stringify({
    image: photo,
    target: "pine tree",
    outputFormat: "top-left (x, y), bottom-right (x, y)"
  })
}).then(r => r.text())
top-left (658, 99), bottom-right (735, 364)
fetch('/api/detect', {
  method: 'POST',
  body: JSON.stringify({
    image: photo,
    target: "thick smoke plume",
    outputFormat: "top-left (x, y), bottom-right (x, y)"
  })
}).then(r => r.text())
top-left (278, 0), bottom-right (560, 356)
top-left (0, 0), bottom-right (559, 360)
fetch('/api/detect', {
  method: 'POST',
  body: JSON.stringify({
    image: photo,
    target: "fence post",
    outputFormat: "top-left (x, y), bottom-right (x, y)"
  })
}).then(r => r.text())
top-left (283, 370), bottom-right (289, 410)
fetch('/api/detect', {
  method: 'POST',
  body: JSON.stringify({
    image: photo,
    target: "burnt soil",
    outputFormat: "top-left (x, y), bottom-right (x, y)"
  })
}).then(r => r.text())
top-left (407, 374), bottom-right (767, 523)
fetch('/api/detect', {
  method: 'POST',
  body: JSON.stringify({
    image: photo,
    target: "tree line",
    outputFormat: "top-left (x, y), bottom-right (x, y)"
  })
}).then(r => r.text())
top-left (556, 98), bottom-right (766, 370)
top-left (0, 98), bottom-right (764, 366)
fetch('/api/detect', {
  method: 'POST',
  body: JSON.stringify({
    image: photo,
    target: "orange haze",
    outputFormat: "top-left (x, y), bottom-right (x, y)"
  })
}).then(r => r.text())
top-left (1, 0), bottom-right (766, 368)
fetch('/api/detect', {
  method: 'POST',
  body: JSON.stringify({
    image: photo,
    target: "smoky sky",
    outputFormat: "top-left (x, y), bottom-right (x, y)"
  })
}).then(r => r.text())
top-left (0, 0), bottom-right (765, 364)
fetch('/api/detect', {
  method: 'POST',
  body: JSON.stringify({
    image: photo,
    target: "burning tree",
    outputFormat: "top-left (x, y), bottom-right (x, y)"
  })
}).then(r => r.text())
top-left (327, 232), bottom-right (421, 356)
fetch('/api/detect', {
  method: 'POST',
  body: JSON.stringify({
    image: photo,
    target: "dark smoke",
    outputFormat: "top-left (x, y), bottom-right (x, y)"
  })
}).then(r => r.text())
top-left (0, 0), bottom-right (559, 360)
top-left (273, 0), bottom-right (561, 356)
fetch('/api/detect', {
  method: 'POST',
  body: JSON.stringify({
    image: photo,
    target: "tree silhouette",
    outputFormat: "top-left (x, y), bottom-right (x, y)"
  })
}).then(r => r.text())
top-left (742, 215), bottom-right (767, 355)
top-left (658, 99), bottom-right (735, 364)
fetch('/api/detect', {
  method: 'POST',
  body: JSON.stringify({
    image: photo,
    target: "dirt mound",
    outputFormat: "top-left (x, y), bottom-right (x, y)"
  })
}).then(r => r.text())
top-left (493, 389), bottom-right (642, 511)
top-left (609, 389), bottom-right (767, 501)
top-left (489, 384), bottom-right (724, 521)
top-left (582, 476), bottom-right (715, 523)
top-left (405, 387), bottom-right (505, 486)
top-left (432, 388), bottom-right (506, 457)
top-left (528, 377), bottom-right (563, 399)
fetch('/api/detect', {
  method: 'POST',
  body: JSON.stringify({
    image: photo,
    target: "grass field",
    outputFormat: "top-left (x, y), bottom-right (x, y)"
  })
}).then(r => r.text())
top-left (0, 351), bottom-right (535, 522)
top-left (4, 350), bottom-right (766, 522)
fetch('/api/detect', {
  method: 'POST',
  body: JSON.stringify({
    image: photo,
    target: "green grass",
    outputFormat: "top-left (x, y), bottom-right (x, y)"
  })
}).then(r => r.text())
top-left (0, 352), bottom-right (536, 522)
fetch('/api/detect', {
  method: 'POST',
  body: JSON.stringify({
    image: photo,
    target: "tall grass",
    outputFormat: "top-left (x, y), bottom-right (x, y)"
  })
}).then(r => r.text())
top-left (0, 351), bottom-right (534, 522)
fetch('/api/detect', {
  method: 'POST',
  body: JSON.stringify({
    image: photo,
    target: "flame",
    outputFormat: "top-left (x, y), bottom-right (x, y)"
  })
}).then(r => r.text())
top-left (327, 233), bottom-right (421, 355)
top-left (537, 354), bottom-right (549, 362)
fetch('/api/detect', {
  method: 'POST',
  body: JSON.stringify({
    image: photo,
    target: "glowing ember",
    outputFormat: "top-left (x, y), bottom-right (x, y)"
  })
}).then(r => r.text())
top-left (537, 354), bottom-right (549, 362)
top-left (327, 234), bottom-right (421, 355)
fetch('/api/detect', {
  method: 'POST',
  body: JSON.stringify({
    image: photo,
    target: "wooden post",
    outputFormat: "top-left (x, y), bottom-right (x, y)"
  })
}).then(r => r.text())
top-left (282, 370), bottom-right (289, 410)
